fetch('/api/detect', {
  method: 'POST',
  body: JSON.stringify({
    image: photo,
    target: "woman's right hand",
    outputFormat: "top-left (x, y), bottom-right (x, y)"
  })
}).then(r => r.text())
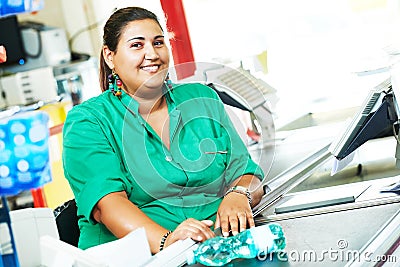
top-left (164, 218), bottom-right (215, 248)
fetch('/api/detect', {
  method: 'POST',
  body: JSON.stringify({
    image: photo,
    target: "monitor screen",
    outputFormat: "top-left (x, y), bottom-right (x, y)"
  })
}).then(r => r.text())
top-left (0, 15), bottom-right (26, 67)
top-left (329, 78), bottom-right (396, 160)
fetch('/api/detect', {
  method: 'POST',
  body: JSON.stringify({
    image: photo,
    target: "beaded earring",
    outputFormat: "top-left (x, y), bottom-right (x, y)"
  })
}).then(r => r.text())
top-left (165, 74), bottom-right (173, 90)
top-left (108, 70), bottom-right (122, 96)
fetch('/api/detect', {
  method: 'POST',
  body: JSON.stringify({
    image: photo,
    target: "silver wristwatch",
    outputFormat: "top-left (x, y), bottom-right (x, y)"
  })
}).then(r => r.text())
top-left (224, 185), bottom-right (252, 205)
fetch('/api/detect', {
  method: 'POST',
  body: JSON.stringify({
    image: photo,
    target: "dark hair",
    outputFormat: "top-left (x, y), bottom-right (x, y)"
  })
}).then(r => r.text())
top-left (99, 7), bottom-right (163, 92)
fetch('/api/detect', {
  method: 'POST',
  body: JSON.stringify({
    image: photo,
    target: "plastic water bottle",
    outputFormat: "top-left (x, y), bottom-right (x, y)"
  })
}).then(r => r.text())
top-left (186, 223), bottom-right (286, 266)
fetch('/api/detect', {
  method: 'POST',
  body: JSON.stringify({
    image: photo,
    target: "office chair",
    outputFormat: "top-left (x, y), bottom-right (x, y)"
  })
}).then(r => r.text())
top-left (53, 199), bottom-right (80, 247)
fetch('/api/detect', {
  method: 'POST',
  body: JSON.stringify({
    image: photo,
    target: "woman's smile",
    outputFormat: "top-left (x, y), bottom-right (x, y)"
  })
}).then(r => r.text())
top-left (140, 64), bottom-right (161, 73)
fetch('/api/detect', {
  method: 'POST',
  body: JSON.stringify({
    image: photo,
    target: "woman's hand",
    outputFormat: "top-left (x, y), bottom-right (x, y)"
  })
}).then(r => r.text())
top-left (214, 174), bottom-right (264, 237)
top-left (164, 218), bottom-right (215, 248)
top-left (214, 192), bottom-right (254, 237)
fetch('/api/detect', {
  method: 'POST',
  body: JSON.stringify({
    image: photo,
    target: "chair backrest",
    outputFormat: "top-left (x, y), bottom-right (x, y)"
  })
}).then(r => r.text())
top-left (53, 199), bottom-right (80, 247)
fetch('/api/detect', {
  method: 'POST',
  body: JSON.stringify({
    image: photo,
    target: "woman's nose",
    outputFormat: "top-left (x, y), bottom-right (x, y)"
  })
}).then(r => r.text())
top-left (144, 44), bottom-right (159, 60)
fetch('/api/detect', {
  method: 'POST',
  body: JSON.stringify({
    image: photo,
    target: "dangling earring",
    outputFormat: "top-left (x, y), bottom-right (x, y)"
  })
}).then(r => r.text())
top-left (108, 70), bottom-right (122, 96)
top-left (165, 74), bottom-right (173, 90)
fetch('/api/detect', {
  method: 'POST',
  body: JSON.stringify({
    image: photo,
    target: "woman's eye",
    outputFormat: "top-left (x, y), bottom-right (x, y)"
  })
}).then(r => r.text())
top-left (130, 42), bottom-right (143, 48)
top-left (154, 40), bottom-right (164, 47)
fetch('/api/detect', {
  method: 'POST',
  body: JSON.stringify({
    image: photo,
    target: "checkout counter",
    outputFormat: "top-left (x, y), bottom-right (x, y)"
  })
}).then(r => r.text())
top-left (151, 74), bottom-right (400, 266)
top-left (146, 129), bottom-right (400, 266)
top-left (141, 72), bottom-right (400, 266)
top-left (245, 77), bottom-right (400, 266)
top-left (251, 135), bottom-right (400, 267)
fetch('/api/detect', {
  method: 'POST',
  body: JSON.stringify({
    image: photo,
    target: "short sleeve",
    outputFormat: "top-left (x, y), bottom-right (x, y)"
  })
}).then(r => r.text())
top-left (62, 107), bottom-right (130, 224)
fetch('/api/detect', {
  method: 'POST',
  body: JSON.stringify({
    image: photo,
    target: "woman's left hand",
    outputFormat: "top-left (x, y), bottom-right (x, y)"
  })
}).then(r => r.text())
top-left (214, 192), bottom-right (254, 237)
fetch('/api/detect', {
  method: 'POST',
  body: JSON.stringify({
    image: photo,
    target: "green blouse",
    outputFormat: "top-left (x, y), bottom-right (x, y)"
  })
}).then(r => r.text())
top-left (62, 83), bottom-right (264, 249)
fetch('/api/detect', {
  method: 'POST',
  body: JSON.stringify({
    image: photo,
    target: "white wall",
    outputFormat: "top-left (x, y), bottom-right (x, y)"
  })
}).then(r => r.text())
top-left (183, 0), bottom-right (400, 117)
top-left (18, 0), bottom-right (66, 29)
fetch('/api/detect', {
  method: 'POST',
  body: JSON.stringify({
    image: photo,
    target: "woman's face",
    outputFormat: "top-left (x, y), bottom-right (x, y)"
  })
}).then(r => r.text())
top-left (103, 19), bottom-right (170, 96)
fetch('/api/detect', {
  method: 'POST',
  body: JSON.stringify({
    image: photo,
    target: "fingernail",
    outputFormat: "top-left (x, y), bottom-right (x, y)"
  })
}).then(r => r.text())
top-left (232, 231), bottom-right (239, 236)
top-left (223, 232), bottom-right (229, 237)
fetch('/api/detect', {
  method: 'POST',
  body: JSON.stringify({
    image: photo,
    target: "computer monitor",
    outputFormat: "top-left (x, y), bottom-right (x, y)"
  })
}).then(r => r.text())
top-left (0, 15), bottom-right (26, 67)
top-left (329, 77), bottom-right (397, 160)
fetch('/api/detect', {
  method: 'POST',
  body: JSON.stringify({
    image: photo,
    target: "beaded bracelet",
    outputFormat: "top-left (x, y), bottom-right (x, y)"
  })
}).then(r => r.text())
top-left (159, 230), bottom-right (172, 252)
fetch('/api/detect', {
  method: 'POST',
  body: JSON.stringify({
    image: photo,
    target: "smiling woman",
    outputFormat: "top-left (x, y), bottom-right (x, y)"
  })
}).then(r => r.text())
top-left (62, 6), bottom-right (265, 255)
